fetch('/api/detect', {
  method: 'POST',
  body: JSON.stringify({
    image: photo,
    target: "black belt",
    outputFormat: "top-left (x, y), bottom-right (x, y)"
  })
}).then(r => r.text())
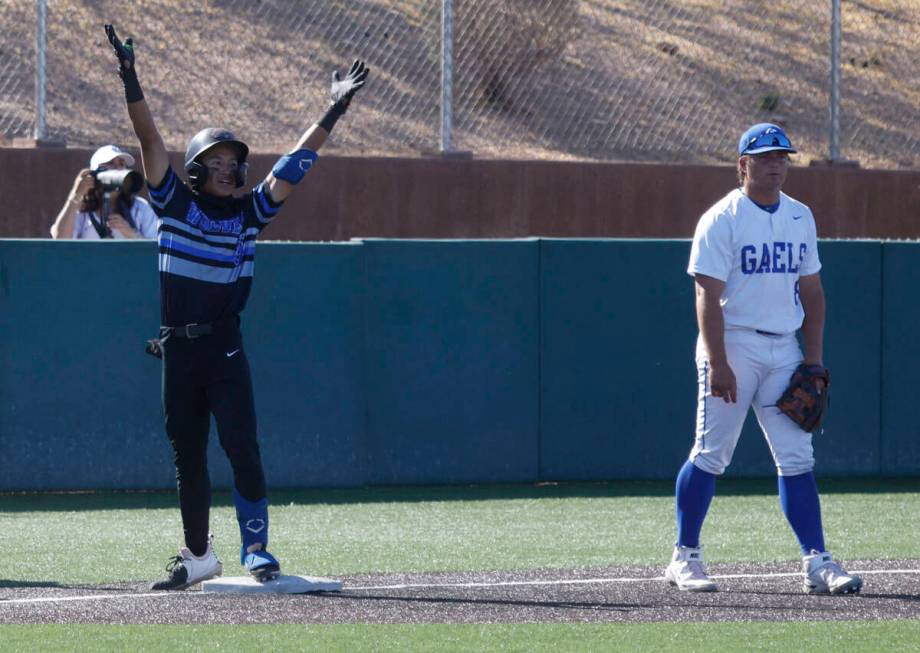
top-left (756, 329), bottom-right (783, 337)
top-left (162, 316), bottom-right (238, 339)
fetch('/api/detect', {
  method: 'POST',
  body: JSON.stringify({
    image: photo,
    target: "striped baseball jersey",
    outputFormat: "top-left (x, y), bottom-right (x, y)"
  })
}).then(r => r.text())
top-left (146, 167), bottom-right (284, 327)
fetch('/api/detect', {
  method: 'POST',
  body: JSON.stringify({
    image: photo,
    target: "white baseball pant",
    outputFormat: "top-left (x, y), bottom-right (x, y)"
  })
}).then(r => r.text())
top-left (690, 328), bottom-right (814, 476)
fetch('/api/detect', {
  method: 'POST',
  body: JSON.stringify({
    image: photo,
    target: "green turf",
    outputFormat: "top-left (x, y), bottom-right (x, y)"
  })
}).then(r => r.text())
top-left (2, 621), bottom-right (920, 652)
top-left (0, 479), bottom-right (917, 585)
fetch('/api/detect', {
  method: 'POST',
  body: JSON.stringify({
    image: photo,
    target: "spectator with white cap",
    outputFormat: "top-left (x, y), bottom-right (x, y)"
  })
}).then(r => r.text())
top-left (50, 144), bottom-right (157, 239)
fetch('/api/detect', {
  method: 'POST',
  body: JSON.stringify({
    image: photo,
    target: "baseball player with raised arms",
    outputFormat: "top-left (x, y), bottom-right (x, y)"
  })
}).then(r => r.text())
top-left (104, 24), bottom-right (368, 590)
top-left (664, 123), bottom-right (863, 595)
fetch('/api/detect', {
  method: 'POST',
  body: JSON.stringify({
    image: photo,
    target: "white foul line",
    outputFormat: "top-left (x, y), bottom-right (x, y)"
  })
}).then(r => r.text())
top-left (3, 568), bottom-right (918, 604)
top-left (349, 576), bottom-right (659, 591)
top-left (4, 592), bottom-right (172, 605)
top-left (345, 568), bottom-right (920, 592)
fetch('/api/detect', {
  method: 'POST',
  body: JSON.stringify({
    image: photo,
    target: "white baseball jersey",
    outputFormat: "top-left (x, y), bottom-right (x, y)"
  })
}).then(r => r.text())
top-left (687, 188), bottom-right (821, 335)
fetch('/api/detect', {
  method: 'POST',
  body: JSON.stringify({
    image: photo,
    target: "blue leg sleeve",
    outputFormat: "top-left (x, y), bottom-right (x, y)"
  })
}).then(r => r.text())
top-left (675, 459), bottom-right (717, 548)
top-left (778, 472), bottom-right (826, 555)
top-left (233, 487), bottom-right (269, 563)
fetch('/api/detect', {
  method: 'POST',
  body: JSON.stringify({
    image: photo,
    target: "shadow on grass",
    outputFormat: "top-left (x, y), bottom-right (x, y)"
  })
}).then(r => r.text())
top-left (0, 580), bottom-right (138, 591)
top-left (0, 477), bottom-right (916, 512)
top-left (0, 580), bottom-right (68, 589)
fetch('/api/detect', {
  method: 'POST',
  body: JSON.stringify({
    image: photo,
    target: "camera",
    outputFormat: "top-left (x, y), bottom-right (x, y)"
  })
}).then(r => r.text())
top-left (93, 168), bottom-right (144, 194)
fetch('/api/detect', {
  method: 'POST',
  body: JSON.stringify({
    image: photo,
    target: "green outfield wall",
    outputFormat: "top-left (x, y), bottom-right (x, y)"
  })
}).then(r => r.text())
top-left (0, 239), bottom-right (915, 490)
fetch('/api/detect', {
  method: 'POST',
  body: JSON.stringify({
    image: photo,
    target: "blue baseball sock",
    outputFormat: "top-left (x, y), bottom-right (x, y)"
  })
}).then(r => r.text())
top-left (233, 487), bottom-right (270, 564)
top-left (675, 459), bottom-right (717, 548)
top-left (778, 472), bottom-right (826, 555)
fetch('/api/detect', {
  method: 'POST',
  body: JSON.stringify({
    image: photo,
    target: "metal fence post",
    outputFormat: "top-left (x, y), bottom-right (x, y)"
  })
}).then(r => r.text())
top-left (440, 0), bottom-right (453, 153)
top-left (33, 0), bottom-right (47, 140)
top-left (829, 0), bottom-right (841, 161)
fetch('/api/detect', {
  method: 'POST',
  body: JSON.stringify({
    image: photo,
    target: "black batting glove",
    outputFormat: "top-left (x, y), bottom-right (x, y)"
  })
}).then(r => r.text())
top-left (105, 24), bottom-right (135, 71)
top-left (104, 24), bottom-right (144, 102)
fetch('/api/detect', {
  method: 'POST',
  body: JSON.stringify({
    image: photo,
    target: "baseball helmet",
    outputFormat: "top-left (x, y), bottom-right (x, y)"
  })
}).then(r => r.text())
top-left (184, 127), bottom-right (249, 190)
top-left (738, 123), bottom-right (797, 156)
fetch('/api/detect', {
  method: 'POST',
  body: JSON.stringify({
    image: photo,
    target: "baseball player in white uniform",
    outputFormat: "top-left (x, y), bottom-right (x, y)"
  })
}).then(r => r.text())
top-left (664, 123), bottom-right (863, 595)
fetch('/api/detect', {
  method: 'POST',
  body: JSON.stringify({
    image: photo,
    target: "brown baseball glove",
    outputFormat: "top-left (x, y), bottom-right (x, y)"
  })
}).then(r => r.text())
top-left (776, 364), bottom-right (830, 432)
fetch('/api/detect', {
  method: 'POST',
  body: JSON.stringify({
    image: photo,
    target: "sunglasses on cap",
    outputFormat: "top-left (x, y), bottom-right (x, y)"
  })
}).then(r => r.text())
top-left (740, 128), bottom-right (797, 155)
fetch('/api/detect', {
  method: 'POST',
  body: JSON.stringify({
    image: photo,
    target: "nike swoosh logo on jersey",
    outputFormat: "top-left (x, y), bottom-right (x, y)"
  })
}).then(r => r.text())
top-left (226, 349), bottom-right (240, 358)
top-left (792, 215), bottom-right (803, 220)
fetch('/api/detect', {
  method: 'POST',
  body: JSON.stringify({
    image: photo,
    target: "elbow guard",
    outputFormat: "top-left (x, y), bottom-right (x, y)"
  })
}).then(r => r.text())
top-left (271, 149), bottom-right (319, 184)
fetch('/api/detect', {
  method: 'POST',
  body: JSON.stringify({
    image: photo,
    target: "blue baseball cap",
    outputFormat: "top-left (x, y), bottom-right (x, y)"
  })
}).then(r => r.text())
top-left (738, 123), bottom-right (797, 155)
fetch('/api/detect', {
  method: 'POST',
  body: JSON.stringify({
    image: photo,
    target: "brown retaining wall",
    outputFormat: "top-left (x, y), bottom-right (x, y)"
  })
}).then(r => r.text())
top-left (2, 146), bottom-right (918, 240)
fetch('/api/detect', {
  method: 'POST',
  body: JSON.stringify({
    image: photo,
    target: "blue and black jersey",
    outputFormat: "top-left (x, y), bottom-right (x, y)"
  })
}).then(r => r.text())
top-left (147, 167), bottom-right (283, 326)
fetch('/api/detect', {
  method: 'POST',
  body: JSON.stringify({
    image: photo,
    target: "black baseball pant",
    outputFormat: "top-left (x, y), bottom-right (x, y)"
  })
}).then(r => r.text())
top-left (161, 322), bottom-right (266, 557)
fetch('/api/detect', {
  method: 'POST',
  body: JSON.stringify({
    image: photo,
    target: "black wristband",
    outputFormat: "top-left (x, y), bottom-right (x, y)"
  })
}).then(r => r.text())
top-left (318, 102), bottom-right (346, 133)
top-left (120, 66), bottom-right (144, 103)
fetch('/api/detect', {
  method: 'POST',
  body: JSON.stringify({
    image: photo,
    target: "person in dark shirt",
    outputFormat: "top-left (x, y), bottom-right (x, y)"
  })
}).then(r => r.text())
top-left (105, 24), bottom-right (368, 590)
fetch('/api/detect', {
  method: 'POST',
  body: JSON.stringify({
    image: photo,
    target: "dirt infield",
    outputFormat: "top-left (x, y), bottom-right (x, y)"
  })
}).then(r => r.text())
top-left (2, 560), bottom-right (918, 624)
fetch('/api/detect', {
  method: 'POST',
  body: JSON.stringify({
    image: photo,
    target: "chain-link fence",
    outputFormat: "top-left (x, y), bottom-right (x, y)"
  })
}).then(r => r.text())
top-left (1, 0), bottom-right (919, 168)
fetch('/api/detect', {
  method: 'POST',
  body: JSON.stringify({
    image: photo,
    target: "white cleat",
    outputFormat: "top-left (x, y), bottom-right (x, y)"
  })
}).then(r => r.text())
top-left (665, 545), bottom-right (718, 592)
top-left (802, 551), bottom-right (863, 595)
top-left (151, 536), bottom-right (223, 591)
